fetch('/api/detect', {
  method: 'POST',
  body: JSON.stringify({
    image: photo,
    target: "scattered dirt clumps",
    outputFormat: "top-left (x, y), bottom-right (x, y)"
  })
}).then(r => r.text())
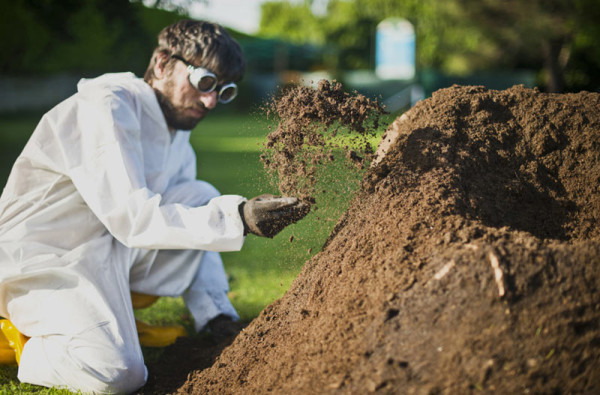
top-left (144, 84), bottom-right (600, 394)
top-left (261, 80), bottom-right (386, 203)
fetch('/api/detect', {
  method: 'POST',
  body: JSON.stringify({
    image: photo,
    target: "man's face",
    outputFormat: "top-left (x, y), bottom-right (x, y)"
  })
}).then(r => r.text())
top-left (152, 58), bottom-right (218, 131)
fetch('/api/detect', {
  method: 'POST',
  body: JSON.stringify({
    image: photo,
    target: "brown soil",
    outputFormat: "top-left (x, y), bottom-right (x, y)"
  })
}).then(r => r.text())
top-left (141, 85), bottom-right (600, 394)
top-left (261, 79), bottom-right (385, 203)
top-left (137, 336), bottom-right (233, 395)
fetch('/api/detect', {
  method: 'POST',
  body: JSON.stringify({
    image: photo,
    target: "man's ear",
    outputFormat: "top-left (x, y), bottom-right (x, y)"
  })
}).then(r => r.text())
top-left (153, 52), bottom-right (169, 80)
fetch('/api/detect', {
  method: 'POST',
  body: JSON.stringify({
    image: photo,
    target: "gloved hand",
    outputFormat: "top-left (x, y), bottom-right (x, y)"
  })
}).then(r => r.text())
top-left (239, 194), bottom-right (310, 238)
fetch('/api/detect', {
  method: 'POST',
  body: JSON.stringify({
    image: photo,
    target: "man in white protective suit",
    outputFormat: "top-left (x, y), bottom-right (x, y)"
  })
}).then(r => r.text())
top-left (0, 19), bottom-right (309, 393)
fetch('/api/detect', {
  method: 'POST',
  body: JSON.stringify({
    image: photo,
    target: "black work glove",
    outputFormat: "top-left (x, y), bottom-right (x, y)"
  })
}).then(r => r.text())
top-left (238, 194), bottom-right (310, 238)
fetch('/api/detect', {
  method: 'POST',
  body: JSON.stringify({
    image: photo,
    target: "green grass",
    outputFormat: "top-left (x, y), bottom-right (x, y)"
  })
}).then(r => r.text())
top-left (0, 109), bottom-right (371, 393)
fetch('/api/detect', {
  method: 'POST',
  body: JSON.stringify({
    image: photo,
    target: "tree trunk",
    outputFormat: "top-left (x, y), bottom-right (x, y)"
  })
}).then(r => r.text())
top-left (543, 39), bottom-right (566, 93)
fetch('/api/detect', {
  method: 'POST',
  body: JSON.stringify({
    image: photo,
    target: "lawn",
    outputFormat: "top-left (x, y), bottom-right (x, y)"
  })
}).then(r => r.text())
top-left (0, 108), bottom-right (364, 393)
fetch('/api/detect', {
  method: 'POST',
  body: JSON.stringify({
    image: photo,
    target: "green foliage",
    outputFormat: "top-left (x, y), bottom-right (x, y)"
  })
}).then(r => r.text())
top-left (450, 0), bottom-right (596, 91)
top-left (138, 2), bottom-right (187, 39)
top-left (259, 0), bottom-right (378, 70)
top-left (0, 1), bottom-right (51, 74)
top-left (44, 1), bottom-right (124, 72)
top-left (0, 363), bottom-right (77, 394)
top-left (2, 0), bottom-right (598, 91)
top-left (0, 0), bottom-right (185, 76)
top-left (323, 1), bottom-right (378, 70)
top-left (258, 0), bottom-right (600, 92)
top-left (260, 2), bottom-right (324, 45)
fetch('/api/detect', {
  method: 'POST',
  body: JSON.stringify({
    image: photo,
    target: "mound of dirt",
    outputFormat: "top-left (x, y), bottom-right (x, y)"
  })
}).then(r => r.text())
top-left (155, 85), bottom-right (600, 394)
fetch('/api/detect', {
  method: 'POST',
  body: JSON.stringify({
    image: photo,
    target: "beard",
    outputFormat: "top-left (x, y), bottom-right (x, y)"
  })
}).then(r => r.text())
top-left (154, 84), bottom-right (207, 131)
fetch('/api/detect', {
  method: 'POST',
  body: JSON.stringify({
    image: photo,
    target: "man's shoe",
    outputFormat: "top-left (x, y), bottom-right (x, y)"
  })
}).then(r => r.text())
top-left (135, 319), bottom-right (187, 347)
top-left (131, 292), bottom-right (187, 347)
top-left (131, 292), bottom-right (160, 309)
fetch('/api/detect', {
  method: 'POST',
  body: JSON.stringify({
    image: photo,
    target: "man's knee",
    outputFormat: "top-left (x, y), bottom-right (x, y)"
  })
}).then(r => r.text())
top-left (84, 353), bottom-right (147, 394)
top-left (67, 361), bottom-right (146, 394)
top-left (19, 335), bottom-right (147, 393)
top-left (66, 339), bottom-right (147, 393)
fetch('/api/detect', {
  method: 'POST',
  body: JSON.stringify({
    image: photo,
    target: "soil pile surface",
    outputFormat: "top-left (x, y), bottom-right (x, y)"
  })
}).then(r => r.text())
top-left (151, 85), bottom-right (600, 394)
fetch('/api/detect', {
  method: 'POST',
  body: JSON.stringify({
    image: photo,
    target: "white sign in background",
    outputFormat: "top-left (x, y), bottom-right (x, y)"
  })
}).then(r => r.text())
top-left (376, 18), bottom-right (416, 81)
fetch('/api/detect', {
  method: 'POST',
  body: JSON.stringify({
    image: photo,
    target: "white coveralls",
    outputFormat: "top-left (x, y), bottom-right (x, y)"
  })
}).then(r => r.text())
top-left (0, 73), bottom-right (246, 393)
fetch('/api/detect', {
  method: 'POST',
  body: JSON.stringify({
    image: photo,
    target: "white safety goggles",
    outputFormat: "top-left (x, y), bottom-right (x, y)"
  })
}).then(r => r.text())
top-left (171, 55), bottom-right (238, 104)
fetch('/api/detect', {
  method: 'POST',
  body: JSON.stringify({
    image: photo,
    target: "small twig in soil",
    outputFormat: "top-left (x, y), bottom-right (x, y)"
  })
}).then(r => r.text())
top-left (434, 260), bottom-right (455, 280)
top-left (464, 243), bottom-right (479, 251)
top-left (488, 251), bottom-right (505, 297)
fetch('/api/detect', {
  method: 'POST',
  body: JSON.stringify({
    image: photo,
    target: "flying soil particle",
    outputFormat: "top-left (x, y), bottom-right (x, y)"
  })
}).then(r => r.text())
top-left (260, 79), bottom-right (386, 205)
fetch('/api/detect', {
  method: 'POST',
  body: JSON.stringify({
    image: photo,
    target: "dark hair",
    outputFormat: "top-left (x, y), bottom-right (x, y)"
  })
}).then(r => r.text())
top-left (144, 20), bottom-right (245, 84)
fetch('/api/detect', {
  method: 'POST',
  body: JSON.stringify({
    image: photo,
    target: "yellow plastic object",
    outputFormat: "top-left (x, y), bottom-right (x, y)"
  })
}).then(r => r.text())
top-left (131, 292), bottom-right (160, 309)
top-left (135, 320), bottom-right (187, 348)
top-left (0, 319), bottom-right (29, 365)
top-left (0, 348), bottom-right (15, 364)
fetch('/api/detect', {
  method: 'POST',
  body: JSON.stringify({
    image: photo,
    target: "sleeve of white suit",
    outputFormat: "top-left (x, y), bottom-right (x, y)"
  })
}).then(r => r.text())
top-left (64, 88), bottom-right (246, 251)
top-left (177, 142), bottom-right (200, 183)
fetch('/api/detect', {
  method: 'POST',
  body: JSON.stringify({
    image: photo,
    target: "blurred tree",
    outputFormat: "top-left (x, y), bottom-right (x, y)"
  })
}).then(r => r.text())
top-left (260, 2), bottom-right (324, 45)
top-left (0, 0), bottom-right (183, 76)
top-left (258, 0), bottom-right (494, 73)
top-left (258, 0), bottom-right (600, 92)
top-left (259, 0), bottom-right (376, 71)
top-left (566, 0), bottom-right (600, 91)
top-left (352, 0), bottom-right (499, 74)
top-left (42, 0), bottom-right (135, 73)
top-left (454, 0), bottom-right (600, 92)
top-left (322, 1), bottom-right (378, 70)
top-left (0, 0), bottom-right (52, 75)
top-left (143, 0), bottom-right (202, 15)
